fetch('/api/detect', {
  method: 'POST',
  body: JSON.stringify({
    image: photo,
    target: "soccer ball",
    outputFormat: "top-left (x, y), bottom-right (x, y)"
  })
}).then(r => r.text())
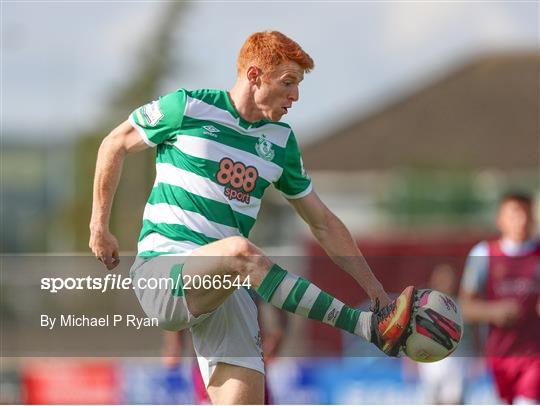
top-left (402, 289), bottom-right (463, 362)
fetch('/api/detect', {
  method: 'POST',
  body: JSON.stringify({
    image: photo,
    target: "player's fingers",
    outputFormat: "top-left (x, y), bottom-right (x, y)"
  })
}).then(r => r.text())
top-left (111, 249), bottom-right (120, 268)
top-left (103, 256), bottom-right (118, 270)
top-left (95, 250), bottom-right (114, 269)
top-left (94, 245), bottom-right (118, 268)
top-left (95, 252), bottom-right (107, 263)
top-left (95, 252), bottom-right (105, 264)
top-left (112, 248), bottom-right (120, 261)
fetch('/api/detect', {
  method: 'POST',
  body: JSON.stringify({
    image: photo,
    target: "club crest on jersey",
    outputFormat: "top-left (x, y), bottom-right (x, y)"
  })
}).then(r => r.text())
top-left (142, 100), bottom-right (164, 127)
top-left (255, 135), bottom-right (275, 161)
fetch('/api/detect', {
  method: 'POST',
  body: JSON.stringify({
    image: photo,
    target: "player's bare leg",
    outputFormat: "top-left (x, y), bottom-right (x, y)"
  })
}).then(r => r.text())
top-left (182, 236), bottom-right (414, 356)
top-left (182, 236), bottom-right (271, 317)
top-left (206, 363), bottom-right (265, 405)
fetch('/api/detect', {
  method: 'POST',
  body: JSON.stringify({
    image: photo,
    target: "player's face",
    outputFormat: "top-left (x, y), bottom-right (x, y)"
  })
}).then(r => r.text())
top-left (496, 200), bottom-right (534, 243)
top-left (254, 62), bottom-right (304, 121)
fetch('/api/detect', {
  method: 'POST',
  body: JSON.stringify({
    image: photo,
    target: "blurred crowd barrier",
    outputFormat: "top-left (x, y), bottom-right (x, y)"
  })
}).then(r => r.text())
top-left (0, 357), bottom-right (498, 404)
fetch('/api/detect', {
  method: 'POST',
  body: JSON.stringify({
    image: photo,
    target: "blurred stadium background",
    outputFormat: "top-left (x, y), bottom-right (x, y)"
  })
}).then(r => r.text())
top-left (1, 2), bottom-right (538, 404)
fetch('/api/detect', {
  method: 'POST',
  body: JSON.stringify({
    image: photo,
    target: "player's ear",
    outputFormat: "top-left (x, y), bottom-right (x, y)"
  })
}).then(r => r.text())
top-left (246, 66), bottom-right (261, 84)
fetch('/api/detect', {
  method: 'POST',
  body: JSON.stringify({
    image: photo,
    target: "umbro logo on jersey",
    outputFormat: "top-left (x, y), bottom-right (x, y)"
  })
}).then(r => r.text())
top-left (203, 125), bottom-right (220, 137)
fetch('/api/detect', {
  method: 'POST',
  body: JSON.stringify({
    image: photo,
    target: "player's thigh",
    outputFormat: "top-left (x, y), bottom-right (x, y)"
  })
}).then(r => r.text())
top-left (191, 288), bottom-right (264, 387)
top-left (182, 239), bottom-right (241, 316)
top-left (207, 362), bottom-right (265, 405)
top-left (182, 237), bottom-right (268, 316)
top-left (183, 235), bottom-right (265, 277)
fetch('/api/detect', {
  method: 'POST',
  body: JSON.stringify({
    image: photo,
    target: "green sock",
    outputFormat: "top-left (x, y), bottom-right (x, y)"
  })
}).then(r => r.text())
top-left (256, 264), bottom-right (371, 340)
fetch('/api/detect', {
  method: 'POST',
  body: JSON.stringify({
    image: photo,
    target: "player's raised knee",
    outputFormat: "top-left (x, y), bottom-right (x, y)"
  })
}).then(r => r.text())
top-left (222, 237), bottom-right (270, 281)
top-left (225, 236), bottom-right (262, 257)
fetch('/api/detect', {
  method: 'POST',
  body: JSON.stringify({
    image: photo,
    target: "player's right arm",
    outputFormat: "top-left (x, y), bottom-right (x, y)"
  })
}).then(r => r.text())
top-left (89, 120), bottom-right (149, 270)
top-left (460, 291), bottom-right (520, 328)
top-left (89, 89), bottom-right (187, 269)
top-left (459, 242), bottom-right (519, 327)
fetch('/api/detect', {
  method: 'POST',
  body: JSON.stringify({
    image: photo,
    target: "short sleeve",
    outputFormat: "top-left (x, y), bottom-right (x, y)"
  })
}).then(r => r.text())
top-left (128, 89), bottom-right (186, 147)
top-left (461, 241), bottom-right (489, 295)
top-left (274, 131), bottom-right (312, 199)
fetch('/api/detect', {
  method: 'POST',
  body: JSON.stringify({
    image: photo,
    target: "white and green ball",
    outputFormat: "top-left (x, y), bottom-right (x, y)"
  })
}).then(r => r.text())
top-left (403, 289), bottom-right (463, 363)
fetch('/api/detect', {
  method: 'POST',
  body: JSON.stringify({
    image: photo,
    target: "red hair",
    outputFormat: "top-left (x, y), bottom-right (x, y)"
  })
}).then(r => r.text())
top-left (237, 31), bottom-right (314, 76)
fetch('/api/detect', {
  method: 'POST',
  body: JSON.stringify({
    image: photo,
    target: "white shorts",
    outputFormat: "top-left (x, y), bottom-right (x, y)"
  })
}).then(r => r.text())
top-left (130, 255), bottom-right (265, 386)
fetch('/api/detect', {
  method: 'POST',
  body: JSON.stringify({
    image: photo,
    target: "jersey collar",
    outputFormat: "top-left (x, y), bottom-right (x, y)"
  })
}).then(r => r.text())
top-left (500, 238), bottom-right (538, 256)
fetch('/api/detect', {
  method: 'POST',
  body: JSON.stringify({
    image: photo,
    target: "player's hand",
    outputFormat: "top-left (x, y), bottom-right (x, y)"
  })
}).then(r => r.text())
top-left (89, 229), bottom-right (120, 270)
top-left (490, 299), bottom-right (520, 327)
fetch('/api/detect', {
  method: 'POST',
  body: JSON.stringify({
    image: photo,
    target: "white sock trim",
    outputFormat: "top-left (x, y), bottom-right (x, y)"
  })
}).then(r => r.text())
top-left (355, 311), bottom-right (372, 341)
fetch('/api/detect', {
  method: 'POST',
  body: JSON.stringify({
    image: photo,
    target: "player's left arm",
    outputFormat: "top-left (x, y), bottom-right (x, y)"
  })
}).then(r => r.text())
top-left (288, 191), bottom-right (390, 307)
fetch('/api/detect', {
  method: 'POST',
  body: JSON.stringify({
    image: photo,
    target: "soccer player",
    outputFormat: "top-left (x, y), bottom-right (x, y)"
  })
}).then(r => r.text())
top-left (460, 192), bottom-right (540, 404)
top-left (89, 31), bottom-right (415, 404)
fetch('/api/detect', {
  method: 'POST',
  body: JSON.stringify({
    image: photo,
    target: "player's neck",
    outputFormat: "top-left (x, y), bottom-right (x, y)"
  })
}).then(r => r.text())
top-left (228, 83), bottom-right (264, 123)
top-left (501, 233), bottom-right (533, 243)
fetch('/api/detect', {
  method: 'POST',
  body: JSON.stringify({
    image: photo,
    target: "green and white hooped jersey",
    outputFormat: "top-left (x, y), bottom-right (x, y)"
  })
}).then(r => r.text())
top-left (129, 88), bottom-right (312, 258)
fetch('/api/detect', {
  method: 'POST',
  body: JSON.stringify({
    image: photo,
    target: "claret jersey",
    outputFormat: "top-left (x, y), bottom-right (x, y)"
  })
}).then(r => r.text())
top-left (462, 238), bottom-right (540, 356)
top-left (129, 88), bottom-right (312, 257)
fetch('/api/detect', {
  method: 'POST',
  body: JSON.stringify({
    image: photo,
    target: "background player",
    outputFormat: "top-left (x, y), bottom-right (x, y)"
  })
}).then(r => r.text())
top-left (459, 192), bottom-right (540, 404)
top-left (90, 30), bottom-right (415, 404)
